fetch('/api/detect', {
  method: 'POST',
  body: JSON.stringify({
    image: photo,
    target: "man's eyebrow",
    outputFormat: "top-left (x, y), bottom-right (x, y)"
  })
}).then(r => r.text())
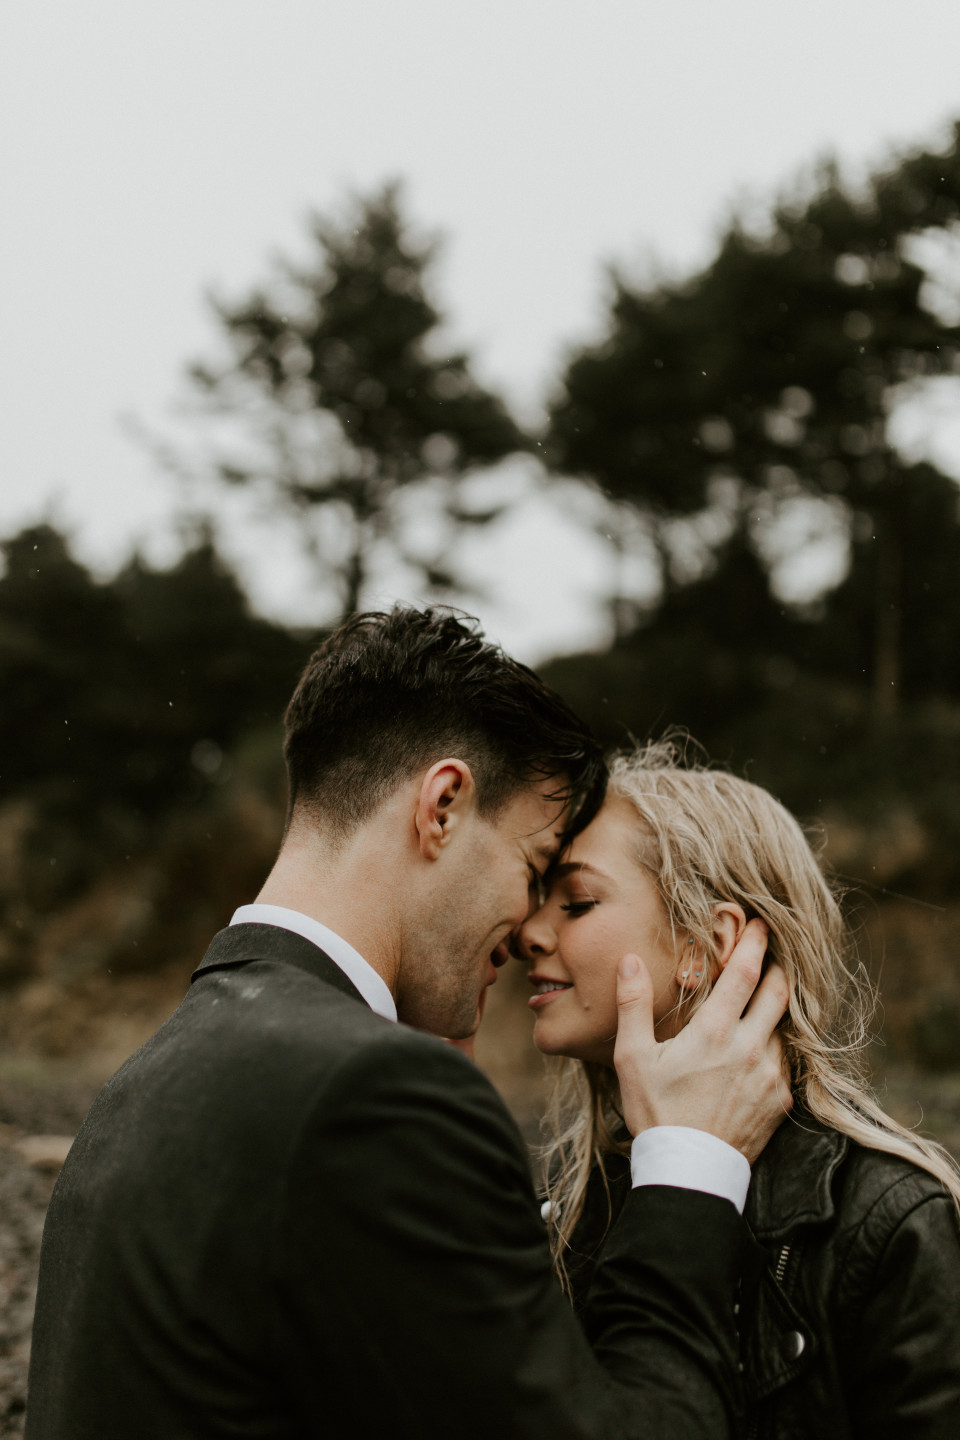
top-left (530, 843), bottom-right (561, 881)
top-left (534, 840), bottom-right (565, 869)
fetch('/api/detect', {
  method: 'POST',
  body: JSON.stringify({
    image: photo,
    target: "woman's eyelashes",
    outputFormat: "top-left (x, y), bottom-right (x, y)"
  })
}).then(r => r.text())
top-left (559, 899), bottom-right (596, 917)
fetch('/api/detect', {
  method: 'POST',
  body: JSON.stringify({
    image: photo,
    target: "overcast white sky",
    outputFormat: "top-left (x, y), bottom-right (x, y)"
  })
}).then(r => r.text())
top-left (3, 1), bottom-right (960, 659)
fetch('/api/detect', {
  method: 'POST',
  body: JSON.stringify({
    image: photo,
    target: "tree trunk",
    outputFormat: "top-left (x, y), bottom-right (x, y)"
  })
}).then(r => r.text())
top-left (608, 526), bottom-right (631, 644)
top-left (872, 510), bottom-right (902, 723)
top-left (341, 541), bottom-right (365, 618)
top-left (606, 521), bottom-right (644, 644)
top-left (338, 482), bottom-right (383, 619)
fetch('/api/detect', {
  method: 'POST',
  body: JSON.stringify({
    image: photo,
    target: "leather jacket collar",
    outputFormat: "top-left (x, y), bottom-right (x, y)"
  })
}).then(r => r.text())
top-left (746, 1113), bottom-right (849, 1244)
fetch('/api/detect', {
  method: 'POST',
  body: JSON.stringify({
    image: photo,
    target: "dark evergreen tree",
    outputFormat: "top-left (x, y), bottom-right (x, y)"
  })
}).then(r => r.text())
top-left (0, 523), bottom-right (308, 935)
top-left (190, 184), bottom-right (525, 615)
top-left (803, 463), bottom-right (960, 700)
top-left (0, 524), bottom-right (126, 807)
top-left (549, 136), bottom-right (960, 715)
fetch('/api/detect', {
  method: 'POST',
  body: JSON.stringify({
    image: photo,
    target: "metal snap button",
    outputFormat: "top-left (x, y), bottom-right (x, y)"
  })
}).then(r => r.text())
top-left (783, 1330), bottom-right (806, 1360)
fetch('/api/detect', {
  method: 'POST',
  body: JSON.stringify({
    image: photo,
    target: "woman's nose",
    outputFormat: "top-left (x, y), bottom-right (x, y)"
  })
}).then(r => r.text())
top-left (514, 911), bottom-right (557, 962)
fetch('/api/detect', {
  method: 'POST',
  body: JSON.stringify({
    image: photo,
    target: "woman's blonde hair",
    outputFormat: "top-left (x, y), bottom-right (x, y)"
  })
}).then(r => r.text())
top-left (543, 738), bottom-right (960, 1282)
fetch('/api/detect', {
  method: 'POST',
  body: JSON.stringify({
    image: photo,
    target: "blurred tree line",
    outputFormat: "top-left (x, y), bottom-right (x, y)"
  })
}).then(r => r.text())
top-left (2, 131), bottom-right (960, 1061)
top-left (543, 122), bottom-right (960, 907)
top-left (0, 524), bottom-right (311, 986)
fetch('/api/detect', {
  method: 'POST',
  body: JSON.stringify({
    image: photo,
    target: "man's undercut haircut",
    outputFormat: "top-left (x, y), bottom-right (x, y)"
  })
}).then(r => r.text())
top-left (283, 606), bottom-right (606, 840)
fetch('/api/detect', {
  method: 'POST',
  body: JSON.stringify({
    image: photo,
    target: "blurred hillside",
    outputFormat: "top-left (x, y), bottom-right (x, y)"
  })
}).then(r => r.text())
top-left (0, 514), bottom-right (956, 1094)
top-left (0, 523), bottom-right (312, 1056)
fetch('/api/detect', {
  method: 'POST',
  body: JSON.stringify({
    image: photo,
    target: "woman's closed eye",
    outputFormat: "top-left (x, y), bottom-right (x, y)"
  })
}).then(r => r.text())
top-left (560, 900), bottom-right (596, 917)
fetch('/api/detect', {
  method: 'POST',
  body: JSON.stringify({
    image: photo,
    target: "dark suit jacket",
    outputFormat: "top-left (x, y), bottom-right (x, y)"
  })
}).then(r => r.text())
top-left (27, 922), bottom-right (747, 1439)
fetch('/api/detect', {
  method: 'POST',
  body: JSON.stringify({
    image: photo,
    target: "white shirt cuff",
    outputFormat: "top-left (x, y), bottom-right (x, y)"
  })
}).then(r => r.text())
top-left (629, 1127), bottom-right (751, 1214)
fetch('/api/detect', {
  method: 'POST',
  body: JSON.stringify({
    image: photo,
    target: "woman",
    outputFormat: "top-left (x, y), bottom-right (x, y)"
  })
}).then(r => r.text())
top-left (517, 741), bottom-right (960, 1439)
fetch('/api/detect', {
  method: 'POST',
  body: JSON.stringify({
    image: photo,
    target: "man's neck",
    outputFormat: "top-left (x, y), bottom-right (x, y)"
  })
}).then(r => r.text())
top-left (255, 827), bottom-right (402, 995)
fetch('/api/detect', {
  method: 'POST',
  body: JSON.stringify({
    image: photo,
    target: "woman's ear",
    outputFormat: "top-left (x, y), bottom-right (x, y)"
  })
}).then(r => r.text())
top-left (711, 902), bottom-right (747, 973)
top-left (676, 902), bottom-right (747, 993)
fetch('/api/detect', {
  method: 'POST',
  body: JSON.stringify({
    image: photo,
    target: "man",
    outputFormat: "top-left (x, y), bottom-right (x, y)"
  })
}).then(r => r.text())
top-left (27, 607), bottom-right (790, 1439)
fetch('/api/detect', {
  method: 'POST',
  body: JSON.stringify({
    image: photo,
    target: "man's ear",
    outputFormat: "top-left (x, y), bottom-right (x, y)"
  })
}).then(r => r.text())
top-left (676, 902), bottom-right (747, 991)
top-left (415, 759), bottom-right (476, 860)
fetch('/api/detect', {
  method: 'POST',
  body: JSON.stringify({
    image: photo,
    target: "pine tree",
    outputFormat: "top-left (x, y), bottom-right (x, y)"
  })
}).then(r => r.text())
top-left (191, 184), bottom-right (525, 615)
top-left (548, 138), bottom-right (960, 715)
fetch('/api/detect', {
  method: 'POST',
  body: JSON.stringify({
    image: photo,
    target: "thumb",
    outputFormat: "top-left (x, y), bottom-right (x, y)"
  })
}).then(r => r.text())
top-left (614, 953), bottom-right (656, 1056)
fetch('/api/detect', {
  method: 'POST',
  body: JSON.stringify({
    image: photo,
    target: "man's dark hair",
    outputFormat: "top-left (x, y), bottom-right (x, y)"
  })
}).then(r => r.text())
top-left (283, 606), bottom-right (606, 839)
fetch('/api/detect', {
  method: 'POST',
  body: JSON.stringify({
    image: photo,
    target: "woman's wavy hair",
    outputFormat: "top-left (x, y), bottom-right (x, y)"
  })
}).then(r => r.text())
top-left (543, 738), bottom-right (960, 1284)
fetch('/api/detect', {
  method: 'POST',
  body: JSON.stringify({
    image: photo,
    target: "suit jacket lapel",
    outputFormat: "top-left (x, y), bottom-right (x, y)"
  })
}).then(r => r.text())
top-left (192, 922), bottom-right (369, 1008)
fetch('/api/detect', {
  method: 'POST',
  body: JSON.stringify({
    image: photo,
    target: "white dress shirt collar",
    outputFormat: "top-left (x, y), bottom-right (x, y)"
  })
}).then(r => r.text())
top-left (229, 903), bottom-right (397, 1022)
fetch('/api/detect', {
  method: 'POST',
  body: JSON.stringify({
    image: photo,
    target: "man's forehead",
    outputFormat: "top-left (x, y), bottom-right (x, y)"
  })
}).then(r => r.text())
top-left (500, 781), bottom-right (570, 847)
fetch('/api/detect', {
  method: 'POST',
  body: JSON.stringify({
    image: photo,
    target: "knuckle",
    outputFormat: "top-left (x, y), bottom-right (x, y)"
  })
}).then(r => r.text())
top-left (614, 1058), bottom-right (638, 1085)
top-left (696, 1014), bottom-right (725, 1047)
top-left (761, 964), bottom-right (790, 1007)
top-left (742, 1040), bottom-right (765, 1070)
top-left (768, 1031), bottom-right (788, 1062)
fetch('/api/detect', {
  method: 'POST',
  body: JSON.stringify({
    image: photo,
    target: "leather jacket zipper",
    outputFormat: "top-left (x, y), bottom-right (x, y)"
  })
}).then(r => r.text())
top-left (774, 1242), bottom-right (792, 1285)
top-left (745, 1244), bottom-right (793, 1440)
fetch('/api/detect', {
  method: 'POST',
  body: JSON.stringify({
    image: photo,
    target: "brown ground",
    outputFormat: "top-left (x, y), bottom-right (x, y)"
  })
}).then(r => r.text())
top-left (0, 1063), bottom-right (101, 1437)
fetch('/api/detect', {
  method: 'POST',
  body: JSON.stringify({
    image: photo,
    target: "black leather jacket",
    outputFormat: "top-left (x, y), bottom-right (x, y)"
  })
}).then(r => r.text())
top-left (566, 1115), bottom-right (960, 1439)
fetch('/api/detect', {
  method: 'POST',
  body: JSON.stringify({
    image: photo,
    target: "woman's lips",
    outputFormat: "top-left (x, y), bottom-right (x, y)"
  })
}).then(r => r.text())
top-left (528, 981), bottom-right (573, 1010)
